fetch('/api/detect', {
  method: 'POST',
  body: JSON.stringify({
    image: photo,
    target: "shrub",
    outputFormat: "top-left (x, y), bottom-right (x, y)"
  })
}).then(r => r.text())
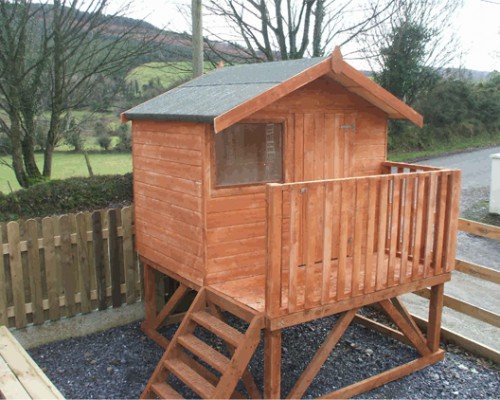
top-left (0, 174), bottom-right (133, 222)
top-left (115, 124), bottom-right (132, 152)
top-left (63, 117), bottom-right (84, 151)
top-left (97, 133), bottom-right (112, 150)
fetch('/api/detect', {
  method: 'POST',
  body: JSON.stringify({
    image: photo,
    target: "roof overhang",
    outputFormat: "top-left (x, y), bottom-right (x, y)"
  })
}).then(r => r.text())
top-left (212, 47), bottom-right (423, 132)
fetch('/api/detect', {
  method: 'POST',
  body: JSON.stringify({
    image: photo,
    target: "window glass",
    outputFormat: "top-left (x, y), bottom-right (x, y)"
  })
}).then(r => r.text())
top-left (215, 123), bottom-right (283, 187)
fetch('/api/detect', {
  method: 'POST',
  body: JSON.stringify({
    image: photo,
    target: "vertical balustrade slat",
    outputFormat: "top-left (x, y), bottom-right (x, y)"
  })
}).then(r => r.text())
top-left (60, 215), bottom-right (76, 317)
top-left (305, 185), bottom-right (319, 308)
top-left (76, 213), bottom-right (91, 314)
top-left (433, 172), bottom-right (449, 275)
top-left (266, 184), bottom-right (283, 317)
top-left (108, 209), bottom-right (122, 308)
top-left (363, 178), bottom-right (377, 294)
top-left (26, 219), bottom-right (43, 325)
top-left (424, 172), bottom-right (438, 276)
top-left (42, 217), bottom-right (59, 321)
top-left (0, 226), bottom-right (7, 326)
top-left (7, 222), bottom-right (26, 329)
top-left (352, 179), bottom-right (366, 296)
top-left (444, 171), bottom-right (461, 272)
top-left (321, 182), bottom-right (334, 304)
top-left (337, 181), bottom-right (351, 300)
top-left (375, 177), bottom-right (389, 290)
top-left (288, 186), bottom-right (300, 312)
top-left (92, 212), bottom-right (107, 311)
top-left (388, 175), bottom-right (401, 286)
top-left (411, 174), bottom-right (426, 279)
top-left (400, 175), bottom-right (414, 283)
top-left (122, 206), bottom-right (136, 305)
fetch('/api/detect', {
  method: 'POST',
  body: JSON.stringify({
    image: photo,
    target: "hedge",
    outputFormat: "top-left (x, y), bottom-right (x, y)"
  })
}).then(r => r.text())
top-left (0, 174), bottom-right (132, 222)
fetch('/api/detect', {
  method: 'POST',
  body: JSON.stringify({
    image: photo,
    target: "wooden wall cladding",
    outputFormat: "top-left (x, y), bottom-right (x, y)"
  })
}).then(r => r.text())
top-left (133, 120), bottom-right (205, 286)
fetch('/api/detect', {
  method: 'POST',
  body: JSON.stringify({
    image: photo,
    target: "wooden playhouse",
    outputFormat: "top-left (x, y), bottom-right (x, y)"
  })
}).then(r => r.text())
top-left (122, 48), bottom-right (461, 399)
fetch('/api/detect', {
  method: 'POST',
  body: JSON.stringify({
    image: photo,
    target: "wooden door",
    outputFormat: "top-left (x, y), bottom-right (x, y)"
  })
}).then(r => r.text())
top-left (295, 112), bottom-right (356, 182)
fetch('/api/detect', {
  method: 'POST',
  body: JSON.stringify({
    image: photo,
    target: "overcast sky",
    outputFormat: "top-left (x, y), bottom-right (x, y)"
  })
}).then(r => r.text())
top-left (112, 0), bottom-right (499, 71)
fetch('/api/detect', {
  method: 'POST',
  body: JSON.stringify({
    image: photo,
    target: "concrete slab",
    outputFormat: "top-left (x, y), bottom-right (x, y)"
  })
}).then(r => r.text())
top-left (12, 302), bottom-right (144, 350)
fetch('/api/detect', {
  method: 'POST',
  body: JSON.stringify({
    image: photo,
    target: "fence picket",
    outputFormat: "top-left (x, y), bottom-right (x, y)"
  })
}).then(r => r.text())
top-left (122, 206), bottom-right (136, 305)
top-left (60, 216), bottom-right (76, 317)
top-left (76, 213), bottom-right (91, 313)
top-left (0, 226), bottom-right (7, 326)
top-left (108, 209), bottom-right (121, 308)
top-left (7, 222), bottom-right (26, 328)
top-left (92, 212), bottom-right (107, 311)
top-left (42, 217), bottom-right (59, 321)
top-left (26, 219), bottom-right (43, 325)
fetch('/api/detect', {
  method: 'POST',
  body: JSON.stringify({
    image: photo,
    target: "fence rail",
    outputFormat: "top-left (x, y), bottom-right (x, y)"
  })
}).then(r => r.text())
top-left (0, 206), bottom-right (141, 329)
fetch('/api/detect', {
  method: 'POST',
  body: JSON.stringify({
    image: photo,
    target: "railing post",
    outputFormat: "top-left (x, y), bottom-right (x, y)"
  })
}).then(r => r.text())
top-left (266, 184), bottom-right (283, 318)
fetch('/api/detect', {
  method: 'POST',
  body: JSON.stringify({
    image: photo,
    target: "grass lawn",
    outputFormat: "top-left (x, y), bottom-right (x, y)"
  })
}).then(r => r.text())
top-left (388, 135), bottom-right (500, 162)
top-left (126, 61), bottom-right (214, 89)
top-left (0, 151), bottom-right (131, 193)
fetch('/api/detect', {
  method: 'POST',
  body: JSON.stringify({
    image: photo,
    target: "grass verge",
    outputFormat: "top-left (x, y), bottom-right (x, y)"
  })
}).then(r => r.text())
top-left (388, 135), bottom-right (500, 162)
top-left (0, 151), bottom-right (131, 193)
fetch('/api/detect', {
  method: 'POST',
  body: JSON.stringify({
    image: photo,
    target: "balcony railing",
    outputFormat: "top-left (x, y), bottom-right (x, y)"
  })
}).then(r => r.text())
top-left (265, 165), bottom-right (461, 318)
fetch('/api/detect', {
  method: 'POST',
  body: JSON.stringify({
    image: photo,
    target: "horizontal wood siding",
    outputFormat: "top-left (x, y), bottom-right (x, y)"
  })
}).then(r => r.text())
top-left (205, 77), bottom-right (389, 284)
top-left (133, 120), bottom-right (205, 286)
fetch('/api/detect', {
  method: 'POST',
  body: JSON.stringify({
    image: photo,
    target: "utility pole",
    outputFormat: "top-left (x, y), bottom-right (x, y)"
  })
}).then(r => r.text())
top-left (192, 0), bottom-right (203, 78)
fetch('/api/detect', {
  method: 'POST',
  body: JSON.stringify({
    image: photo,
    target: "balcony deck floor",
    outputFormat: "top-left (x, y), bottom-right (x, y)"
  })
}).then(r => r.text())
top-left (210, 252), bottom-right (429, 314)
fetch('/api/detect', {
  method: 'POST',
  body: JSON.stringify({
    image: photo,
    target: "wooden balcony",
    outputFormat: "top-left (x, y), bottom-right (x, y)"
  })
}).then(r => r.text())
top-left (211, 162), bottom-right (461, 329)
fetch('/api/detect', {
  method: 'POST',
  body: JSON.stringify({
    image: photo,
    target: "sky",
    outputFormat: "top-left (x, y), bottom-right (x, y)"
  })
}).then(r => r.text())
top-left (110, 0), bottom-right (499, 72)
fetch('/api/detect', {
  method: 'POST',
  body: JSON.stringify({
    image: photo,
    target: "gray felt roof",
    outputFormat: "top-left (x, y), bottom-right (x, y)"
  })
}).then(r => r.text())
top-left (123, 57), bottom-right (327, 123)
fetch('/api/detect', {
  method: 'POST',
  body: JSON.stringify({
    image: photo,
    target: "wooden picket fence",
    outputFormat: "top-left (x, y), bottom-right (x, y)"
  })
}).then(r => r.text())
top-left (0, 206), bottom-right (141, 329)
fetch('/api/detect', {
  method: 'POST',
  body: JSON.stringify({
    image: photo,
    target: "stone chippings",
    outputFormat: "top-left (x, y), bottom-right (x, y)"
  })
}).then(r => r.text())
top-left (29, 315), bottom-right (499, 399)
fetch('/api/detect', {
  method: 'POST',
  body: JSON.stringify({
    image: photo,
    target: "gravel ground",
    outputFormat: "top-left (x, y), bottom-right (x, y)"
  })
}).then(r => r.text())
top-left (29, 314), bottom-right (499, 399)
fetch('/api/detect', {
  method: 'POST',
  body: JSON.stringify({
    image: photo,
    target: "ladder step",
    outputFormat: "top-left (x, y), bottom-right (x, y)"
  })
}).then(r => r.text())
top-left (191, 311), bottom-right (243, 347)
top-left (151, 382), bottom-right (183, 399)
top-left (165, 357), bottom-right (215, 399)
top-left (178, 334), bottom-right (231, 373)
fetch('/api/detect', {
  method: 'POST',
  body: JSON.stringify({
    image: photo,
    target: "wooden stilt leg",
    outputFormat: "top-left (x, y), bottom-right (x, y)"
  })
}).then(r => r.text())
top-left (141, 264), bottom-right (171, 349)
top-left (427, 283), bottom-right (444, 352)
top-left (143, 263), bottom-right (157, 328)
top-left (264, 329), bottom-right (282, 399)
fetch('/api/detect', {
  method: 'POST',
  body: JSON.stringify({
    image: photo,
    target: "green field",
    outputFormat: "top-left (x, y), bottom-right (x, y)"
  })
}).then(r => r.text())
top-left (126, 61), bottom-right (214, 89)
top-left (0, 151), bottom-right (131, 193)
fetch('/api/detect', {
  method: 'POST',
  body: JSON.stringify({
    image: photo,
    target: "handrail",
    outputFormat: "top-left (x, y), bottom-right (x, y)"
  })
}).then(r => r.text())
top-left (381, 161), bottom-right (443, 173)
top-left (265, 168), bottom-right (461, 318)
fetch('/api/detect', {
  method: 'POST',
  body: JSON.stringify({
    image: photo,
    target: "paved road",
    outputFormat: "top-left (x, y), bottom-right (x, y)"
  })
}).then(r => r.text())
top-left (405, 146), bottom-right (500, 351)
top-left (421, 146), bottom-right (500, 270)
top-left (421, 146), bottom-right (500, 190)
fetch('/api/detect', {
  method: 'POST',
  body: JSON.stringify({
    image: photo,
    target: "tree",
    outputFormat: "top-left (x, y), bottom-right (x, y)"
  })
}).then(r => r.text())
top-left (360, 0), bottom-right (462, 104)
top-left (0, 0), bottom-right (163, 187)
top-left (204, 0), bottom-right (395, 62)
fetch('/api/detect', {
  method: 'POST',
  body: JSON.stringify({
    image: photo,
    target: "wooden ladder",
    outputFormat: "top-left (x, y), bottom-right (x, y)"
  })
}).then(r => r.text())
top-left (141, 288), bottom-right (264, 399)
